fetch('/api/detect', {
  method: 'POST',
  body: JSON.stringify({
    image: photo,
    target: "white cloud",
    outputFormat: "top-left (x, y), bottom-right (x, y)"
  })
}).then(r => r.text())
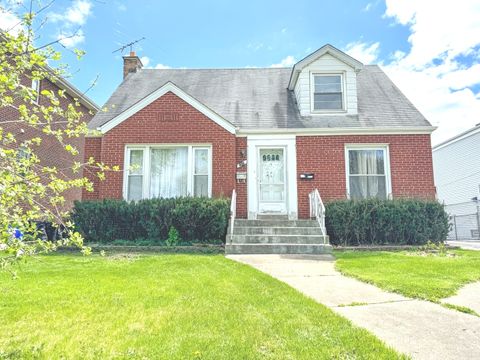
top-left (140, 57), bottom-right (171, 70)
top-left (363, 3), bottom-right (373, 12)
top-left (270, 55), bottom-right (296, 68)
top-left (0, 9), bottom-right (19, 32)
top-left (0, 2), bottom-right (23, 35)
top-left (140, 56), bottom-right (150, 67)
top-left (58, 29), bottom-right (85, 48)
top-left (345, 41), bottom-right (380, 64)
top-left (49, 0), bottom-right (93, 48)
top-left (341, 2), bottom-right (480, 145)
top-left (50, 0), bottom-right (92, 26)
top-left (381, 0), bottom-right (480, 145)
top-left (385, 0), bottom-right (480, 67)
top-left (154, 63), bottom-right (171, 69)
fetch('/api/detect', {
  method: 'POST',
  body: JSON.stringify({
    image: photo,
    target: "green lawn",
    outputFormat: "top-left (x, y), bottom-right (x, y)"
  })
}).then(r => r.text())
top-left (0, 254), bottom-right (402, 359)
top-left (335, 250), bottom-right (480, 302)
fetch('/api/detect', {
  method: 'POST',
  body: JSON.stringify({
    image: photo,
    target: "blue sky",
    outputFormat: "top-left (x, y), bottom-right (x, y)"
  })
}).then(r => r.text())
top-left (1, 0), bottom-right (480, 144)
top-left (56, 0), bottom-right (411, 104)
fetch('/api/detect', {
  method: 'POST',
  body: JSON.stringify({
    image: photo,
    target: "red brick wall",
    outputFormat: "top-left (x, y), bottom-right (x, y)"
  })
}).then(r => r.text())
top-left (296, 134), bottom-right (436, 218)
top-left (0, 76), bottom-right (94, 210)
top-left (85, 94), bottom-right (435, 220)
top-left (235, 137), bottom-right (248, 218)
top-left (92, 91), bottom-right (236, 199)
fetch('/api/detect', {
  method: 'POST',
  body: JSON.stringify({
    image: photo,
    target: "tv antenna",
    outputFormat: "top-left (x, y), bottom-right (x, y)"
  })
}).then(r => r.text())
top-left (112, 37), bottom-right (146, 54)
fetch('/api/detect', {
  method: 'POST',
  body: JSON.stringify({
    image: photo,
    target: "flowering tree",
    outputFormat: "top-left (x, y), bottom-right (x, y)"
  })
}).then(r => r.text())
top-left (0, 3), bottom-right (113, 270)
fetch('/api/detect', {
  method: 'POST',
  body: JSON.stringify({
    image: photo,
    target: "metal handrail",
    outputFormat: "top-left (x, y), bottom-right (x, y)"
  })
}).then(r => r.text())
top-left (309, 189), bottom-right (326, 238)
top-left (230, 189), bottom-right (237, 239)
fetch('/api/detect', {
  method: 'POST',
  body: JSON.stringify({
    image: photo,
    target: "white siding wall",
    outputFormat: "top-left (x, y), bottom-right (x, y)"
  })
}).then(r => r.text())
top-left (293, 53), bottom-right (358, 116)
top-left (433, 129), bottom-right (480, 216)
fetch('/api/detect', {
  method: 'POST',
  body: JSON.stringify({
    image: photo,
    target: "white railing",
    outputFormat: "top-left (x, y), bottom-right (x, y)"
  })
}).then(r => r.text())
top-left (309, 189), bottom-right (326, 238)
top-left (229, 189), bottom-right (237, 240)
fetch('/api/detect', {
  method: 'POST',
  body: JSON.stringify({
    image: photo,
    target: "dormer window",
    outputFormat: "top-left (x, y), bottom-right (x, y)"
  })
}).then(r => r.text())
top-left (311, 74), bottom-right (344, 111)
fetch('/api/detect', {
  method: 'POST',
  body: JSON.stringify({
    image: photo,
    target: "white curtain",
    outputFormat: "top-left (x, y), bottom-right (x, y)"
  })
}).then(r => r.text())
top-left (350, 150), bottom-right (383, 199)
top-left (366, 151), bottom-right (379, 196)
top-left (150, 148), bottom-right (188, 198)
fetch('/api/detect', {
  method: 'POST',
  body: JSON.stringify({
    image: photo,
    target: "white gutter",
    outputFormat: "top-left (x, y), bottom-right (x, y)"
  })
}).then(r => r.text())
top-left (237, 126), bottom-right (437, 136)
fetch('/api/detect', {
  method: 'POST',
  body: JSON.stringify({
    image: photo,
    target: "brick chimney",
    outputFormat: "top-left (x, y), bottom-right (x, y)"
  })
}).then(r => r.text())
top-left (122, 51), bottom-right (143, 79)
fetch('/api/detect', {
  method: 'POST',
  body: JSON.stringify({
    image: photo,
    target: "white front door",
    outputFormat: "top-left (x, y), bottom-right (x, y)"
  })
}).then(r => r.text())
top-left (258, 147), bottom-right (287, 213)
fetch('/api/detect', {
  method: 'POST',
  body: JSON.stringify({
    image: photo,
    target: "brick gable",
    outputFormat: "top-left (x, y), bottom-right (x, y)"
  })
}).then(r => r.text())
top-left (85, 91), bottom-right (236, 200)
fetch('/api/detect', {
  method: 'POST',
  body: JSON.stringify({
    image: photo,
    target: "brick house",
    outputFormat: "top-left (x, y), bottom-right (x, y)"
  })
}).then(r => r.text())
top-left (84, 44), bottom-right (436, 253)
top-left (0, 69), bottom-right (99, 209)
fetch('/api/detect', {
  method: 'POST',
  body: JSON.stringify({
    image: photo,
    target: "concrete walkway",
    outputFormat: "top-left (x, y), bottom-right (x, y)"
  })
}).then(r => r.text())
top-left (227, 254), bottom-right (480, 360)
top-left (443, 281), bottom-right (480, 315)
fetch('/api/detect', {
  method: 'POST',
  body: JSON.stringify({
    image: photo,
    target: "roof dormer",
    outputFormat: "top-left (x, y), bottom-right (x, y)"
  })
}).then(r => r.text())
top-left (288, 44), bottom-right (363, 116)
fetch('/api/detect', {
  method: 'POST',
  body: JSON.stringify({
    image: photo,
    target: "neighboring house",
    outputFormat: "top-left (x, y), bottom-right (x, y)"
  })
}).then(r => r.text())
top-left (0, 69), bottom-right (100, 209)
top-left (433, 124), bottom-right (480, 240)
top-left (83, 44), bottom-right (436, 253)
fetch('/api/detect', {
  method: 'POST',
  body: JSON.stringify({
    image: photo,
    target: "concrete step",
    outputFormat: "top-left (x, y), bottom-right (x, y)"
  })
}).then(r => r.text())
top-left (232, 226), bottom-right (323, 235)
top-left (234, 219), bottom-right (318, 227)
top-left (256, 214), bottom-right (289, 221)
top-left (225, 243), bottom-right (332, 255)
top-left (229, 234), bottom-right (329, 244)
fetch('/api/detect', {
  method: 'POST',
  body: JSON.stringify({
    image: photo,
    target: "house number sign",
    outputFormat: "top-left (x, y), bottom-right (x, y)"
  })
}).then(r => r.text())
top-left (262, 154), bottom-right (281, 161)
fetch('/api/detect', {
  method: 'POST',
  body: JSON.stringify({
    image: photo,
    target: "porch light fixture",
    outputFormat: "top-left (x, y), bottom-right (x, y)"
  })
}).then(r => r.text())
top-left (237, 160), bottom-right (247, 168)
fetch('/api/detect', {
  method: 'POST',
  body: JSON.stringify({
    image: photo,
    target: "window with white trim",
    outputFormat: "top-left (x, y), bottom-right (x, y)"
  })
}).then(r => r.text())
top-left (125, 145), bottom-right (212, 201)
top-left (31, 79), bottom-right (40, 104)
top-left (346, 146), bottom-right (390, 200)
top-left (312, 74), bottom-right (343, 111)
top-left (127, 149), bottom-right (145, 201)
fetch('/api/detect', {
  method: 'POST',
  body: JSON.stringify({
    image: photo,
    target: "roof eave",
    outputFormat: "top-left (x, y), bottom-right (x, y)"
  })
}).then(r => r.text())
top-left (237, 126), bottom-right (437, 136)
top-left (433, 123), bottom-right (480, 151)
top-left (52, 73), bottom-right (100, 112)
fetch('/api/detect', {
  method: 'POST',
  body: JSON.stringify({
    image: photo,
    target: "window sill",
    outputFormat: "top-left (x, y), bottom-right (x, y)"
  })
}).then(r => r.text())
top-left (310, 109), bottom-right (347, 115)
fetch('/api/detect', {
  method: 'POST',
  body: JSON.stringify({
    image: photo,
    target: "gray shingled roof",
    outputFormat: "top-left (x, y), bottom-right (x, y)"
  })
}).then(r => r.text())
top-left (89, 65), bottom-right (431, 130)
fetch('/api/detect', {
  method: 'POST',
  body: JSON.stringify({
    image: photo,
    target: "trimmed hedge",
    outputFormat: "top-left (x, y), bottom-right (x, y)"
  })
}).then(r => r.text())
top-left (72, 197), bottom-right (230, 244)
top-left (325, 198), bottom-right (450, 246)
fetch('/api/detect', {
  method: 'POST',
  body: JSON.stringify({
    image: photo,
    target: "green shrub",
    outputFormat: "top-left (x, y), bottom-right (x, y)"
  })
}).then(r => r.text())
top-left (166, 227), bottom-right (180, 247)
top-left (325, 198), bottom-right (450, 246)
top-left (72, 197), bottom-right (230, 244)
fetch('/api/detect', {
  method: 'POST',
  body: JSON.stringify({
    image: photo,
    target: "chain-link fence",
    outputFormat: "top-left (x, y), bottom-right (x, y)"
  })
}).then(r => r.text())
top-left (448, 212), bottom-right (480, 241)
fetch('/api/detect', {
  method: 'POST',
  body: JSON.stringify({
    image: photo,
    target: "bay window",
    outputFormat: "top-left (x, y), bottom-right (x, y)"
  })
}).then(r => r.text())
top-left (346, 145), bottom-right (391, 200)
top-left (125, 145), bottom-right (211, 201)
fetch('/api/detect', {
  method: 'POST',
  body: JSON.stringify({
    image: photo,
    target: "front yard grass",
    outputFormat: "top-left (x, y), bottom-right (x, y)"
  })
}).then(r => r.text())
top-left (0, 254), bottom-right (402, 359)
top-left (334, 249), bottom-right (480, 302)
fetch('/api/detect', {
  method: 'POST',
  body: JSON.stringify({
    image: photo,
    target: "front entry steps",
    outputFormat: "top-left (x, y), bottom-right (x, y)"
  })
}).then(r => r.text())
top-left (225, 216), bottom-right (332, 255)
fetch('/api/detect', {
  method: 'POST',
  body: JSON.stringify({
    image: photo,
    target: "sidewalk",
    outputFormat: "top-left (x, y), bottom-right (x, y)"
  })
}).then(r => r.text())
top-left (227, 254), bottom-right (480, 360)
top-left (447, 240), bottom-right (480, 251)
